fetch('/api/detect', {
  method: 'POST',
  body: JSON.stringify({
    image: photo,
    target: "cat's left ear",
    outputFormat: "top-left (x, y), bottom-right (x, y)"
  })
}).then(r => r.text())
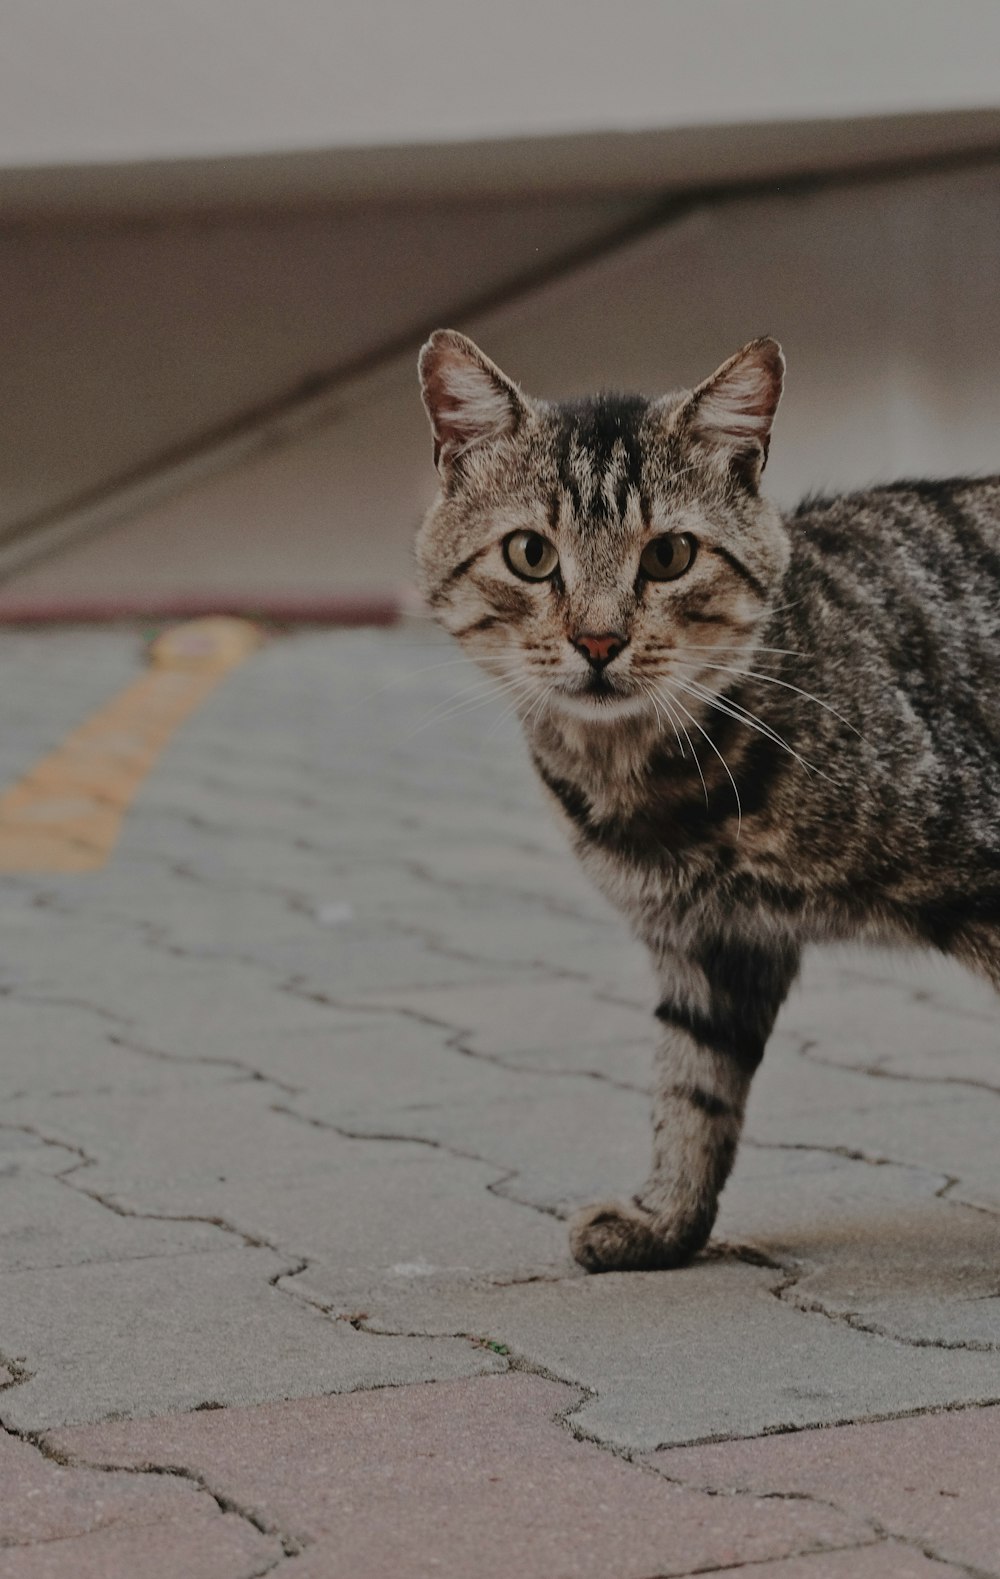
top-left (679, 337), bottom-right (784, 490)
top-left (419, 329), bottom-right (529, 479)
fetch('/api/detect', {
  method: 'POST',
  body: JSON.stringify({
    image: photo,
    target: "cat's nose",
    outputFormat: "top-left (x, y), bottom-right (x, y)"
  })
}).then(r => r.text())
top-left (572, 631), bottom-right (628, 669)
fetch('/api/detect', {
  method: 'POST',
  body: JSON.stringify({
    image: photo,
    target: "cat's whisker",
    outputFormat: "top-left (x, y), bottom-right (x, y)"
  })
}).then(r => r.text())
top-left (641, 682), bottom-right (667, 739)
top-left (360, 655), bottom-right (491, 703)
top-left (405, 693), bottom-right (501, 737)
top-left (404, 673), bottom-right (526, 736)
top-left (642, 681), bottom-right (686, 756)
top-left (667, 674), bottom-right (831, 781)
top-left (660, 462), bottom-right (699, 487)
top-left (681, 661), bottom-right (862, 737)
top-left (661, 691), bottom-right (696, 763)
top-left (675, 715), bottom-right (706, 800)
top-left (484, 679), bottom-right (544, 739)
top-left (666, 643), bottom-right (806, 660)
top-left (659, 683), bottom-right (743, 837)
top-left (640, 681), bottom-right (667, 739)
top-left (653, 684), bottom-right (708, 804)
top-left (669, 673), bottom-right (792, 750)
top-left (522, 682), bottom-right (555, 731)
top-left (759, 595), bottom-right (807, 619)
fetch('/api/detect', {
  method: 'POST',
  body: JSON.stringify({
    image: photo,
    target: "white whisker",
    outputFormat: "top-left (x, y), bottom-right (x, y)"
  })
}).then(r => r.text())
top-left (688, 662), bottom-right (861, 737)
top-left (360, 655), bottom-right (489, 703)
top-left (654, 685), bottom-right (707, 805)
top-left (404, 673), bottom-right (524, 736)
top-left (666, 643), bottom-right (805, 660)
top-left (660, 463), bottom-right (699, 487)
top-left (659, 683), bottom-right (742, 838)
top-left (484, 678), bottom-right (542, 739)
top-left (760, 596), bottom-right (806, 619)
top-left (641, 681), bottom-right (667, 740)
top-left (642, 681), bottom-right (666, 737)
top-left (522, 682), bottom-right (555, 731)
top-left (643, 681), bottom-right (686, 756)
top-left (668, 674), bottom-right (831, 781)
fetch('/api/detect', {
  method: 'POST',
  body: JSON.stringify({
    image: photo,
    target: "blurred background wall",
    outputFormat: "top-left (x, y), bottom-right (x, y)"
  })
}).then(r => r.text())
top-left (2, 0), bottom-right (1000, 614)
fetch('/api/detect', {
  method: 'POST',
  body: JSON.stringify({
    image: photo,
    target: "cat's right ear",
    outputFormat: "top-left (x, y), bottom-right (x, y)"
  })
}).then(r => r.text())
top-left (419, 330), bottom-right (528, 480)
top-left (678, 337), bottom-right (785, 491)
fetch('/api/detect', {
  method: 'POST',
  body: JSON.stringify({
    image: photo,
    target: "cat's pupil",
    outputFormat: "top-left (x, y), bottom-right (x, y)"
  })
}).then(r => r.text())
top-left (524, 534), bottom-right (545, 567)
top-left (654, 540), bottom-right (674, 568)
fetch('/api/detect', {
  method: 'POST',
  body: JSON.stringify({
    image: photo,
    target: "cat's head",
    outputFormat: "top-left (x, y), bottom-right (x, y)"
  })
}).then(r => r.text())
top-left (416, 330), bottom-right (790, 725)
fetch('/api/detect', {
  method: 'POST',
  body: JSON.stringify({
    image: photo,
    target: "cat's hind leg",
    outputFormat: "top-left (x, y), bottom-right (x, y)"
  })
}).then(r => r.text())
top-left (570, 935), bottom-right (799, 1273)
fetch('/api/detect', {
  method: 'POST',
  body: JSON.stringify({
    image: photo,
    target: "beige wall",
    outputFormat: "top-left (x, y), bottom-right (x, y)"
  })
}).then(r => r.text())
top-left (4, 161), bottom-right (997, 609)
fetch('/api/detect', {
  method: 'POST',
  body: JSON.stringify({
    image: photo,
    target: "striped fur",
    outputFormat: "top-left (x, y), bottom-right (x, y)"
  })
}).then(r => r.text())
top-left (417, 329), bottom-right (1000, 1272)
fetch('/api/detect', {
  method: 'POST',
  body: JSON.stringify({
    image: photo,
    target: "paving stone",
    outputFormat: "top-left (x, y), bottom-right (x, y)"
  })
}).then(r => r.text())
top-left (363, 1257), bottom-right (1000, 1452)
top-left (653, 1404), bottom-right (1000, 1574)
top-left (4, 622), bottom-right (1000, 1494)
top-left (780, 950), bottom-right (1000, 1091)
top-left (714, 1145), bottom-right (1000, 1350)
top-left (0, 924), bottom-right (381, 1078)
top-left (5, 884), bottom-right (521, 1000)
top-left (8, 1081), bottom-right (567, 1311)
top-left (355, 976), bottom-right (653, 1078)
top-left (0, 1127), bottom-right (230, 1272)
top-left (0, 1247), bottom-right (500, 1432)
top-left (12, 1031), bottom-right (650, 1232)
top-left (292, 1069), bottom-right (651, 1217)
top-left (132, 888), bottom-right (528, 995)
top-left (0, 1519), bottom-right (278, 1579)
top-left (0, 988), bottom-right (233, 1102)
top-left (705, 1548), bottom-right (970, 1577)
top-left (745, 1029), bottom-right (1000, 1215)
top-left (0, 1424), bottom-right (279, 1578)
top-left (50, 1375), bottom-right (872, 1579)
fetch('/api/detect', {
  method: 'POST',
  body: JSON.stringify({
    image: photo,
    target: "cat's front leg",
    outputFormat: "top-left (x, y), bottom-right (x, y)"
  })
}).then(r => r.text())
top-left (570, 935), bottom-right (799, 1273)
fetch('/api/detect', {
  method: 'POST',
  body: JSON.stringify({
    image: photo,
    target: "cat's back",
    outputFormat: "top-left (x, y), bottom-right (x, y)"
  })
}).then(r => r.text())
top-left (788, 473), bottom-right (1000, 599)
top-left (785, 474), bottom-right (1000, 649)
top-left (780, 472), bottom-right (1000, 778)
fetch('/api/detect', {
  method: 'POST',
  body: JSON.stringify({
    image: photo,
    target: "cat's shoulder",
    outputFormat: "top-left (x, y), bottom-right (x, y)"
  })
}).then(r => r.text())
top-left (790, 472), bottom-right (1000, 524)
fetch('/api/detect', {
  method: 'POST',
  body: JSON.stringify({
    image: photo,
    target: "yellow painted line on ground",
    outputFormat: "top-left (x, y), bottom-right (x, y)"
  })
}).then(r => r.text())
top-left (0, 617), bottom-right (263, 872)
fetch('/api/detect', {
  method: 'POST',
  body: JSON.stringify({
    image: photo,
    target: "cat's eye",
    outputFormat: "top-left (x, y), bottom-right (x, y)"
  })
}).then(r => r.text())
top-left (639, 532), bottom-right (696, 581)
top-left (503, 530), bottom-right (559, 582)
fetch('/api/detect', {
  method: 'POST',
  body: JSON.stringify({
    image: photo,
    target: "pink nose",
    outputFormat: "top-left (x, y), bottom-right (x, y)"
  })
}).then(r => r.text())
top-left (573, 631), bottom-right (627, 667)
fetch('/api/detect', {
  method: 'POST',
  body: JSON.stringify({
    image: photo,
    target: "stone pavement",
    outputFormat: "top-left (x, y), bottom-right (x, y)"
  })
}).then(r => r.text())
top-left (1, 622), bottom-right (999, 1578)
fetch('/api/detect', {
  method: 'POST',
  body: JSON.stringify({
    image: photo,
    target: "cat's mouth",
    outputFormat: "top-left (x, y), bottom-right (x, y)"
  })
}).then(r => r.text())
top-left (584, 672), bottom-right (617, 699)
top-left (551, 673), bottom-right (647, 720)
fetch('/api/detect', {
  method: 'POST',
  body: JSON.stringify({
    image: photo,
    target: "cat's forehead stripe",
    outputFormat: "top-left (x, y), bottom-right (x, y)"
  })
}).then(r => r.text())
top-left (553, 393), bottom-right (650, 523)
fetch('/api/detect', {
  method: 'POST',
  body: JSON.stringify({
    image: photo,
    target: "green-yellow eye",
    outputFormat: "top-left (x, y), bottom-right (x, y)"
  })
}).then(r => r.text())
top-left (503, 531), bottom-right (559, 582)
top-left (639, 532), bottom-right (696, 581)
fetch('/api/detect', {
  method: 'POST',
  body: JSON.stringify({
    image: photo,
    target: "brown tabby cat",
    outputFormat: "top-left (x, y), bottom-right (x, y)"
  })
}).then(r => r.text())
top-left (416, 327), bottom-right (1000, 1273)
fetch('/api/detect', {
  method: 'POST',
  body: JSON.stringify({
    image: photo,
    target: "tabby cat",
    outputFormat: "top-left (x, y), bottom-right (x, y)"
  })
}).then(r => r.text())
top-left (416, 327), bottom-right (1000, 1273)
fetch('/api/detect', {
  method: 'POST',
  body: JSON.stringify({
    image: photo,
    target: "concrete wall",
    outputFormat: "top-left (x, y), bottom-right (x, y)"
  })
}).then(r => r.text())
top-left (0, 194), bottom-right (649, 533)
top-left (2, 5), bottom-right (999, 608)
top-left (4, 160), bottom-right (997, 611)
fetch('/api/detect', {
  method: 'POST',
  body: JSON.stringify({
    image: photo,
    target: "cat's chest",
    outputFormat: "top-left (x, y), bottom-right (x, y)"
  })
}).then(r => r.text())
top-left (529, 728), bottom-right (806, 925)
top-left (533, 747), bottom-right (736, 891)
top-left (532, 733), bottom-right (743, 859)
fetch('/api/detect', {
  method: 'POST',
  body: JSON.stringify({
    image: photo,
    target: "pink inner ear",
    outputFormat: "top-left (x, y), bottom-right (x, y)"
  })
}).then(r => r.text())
top-left (690, 345), bottom-right (783, 456)
top-left (431, 358), bottom-right (519, 452)
top-left (421, 332), bottom-right (524, 463)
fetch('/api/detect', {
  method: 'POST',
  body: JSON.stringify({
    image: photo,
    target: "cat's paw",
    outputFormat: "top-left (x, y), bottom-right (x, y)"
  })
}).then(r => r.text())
top-left (569, 1200), bottom-right (705, 1273)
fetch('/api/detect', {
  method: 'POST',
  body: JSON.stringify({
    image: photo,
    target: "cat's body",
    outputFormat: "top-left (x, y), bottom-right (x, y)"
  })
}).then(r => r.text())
top-left (416, 329), bottom-right (1000, 1272)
